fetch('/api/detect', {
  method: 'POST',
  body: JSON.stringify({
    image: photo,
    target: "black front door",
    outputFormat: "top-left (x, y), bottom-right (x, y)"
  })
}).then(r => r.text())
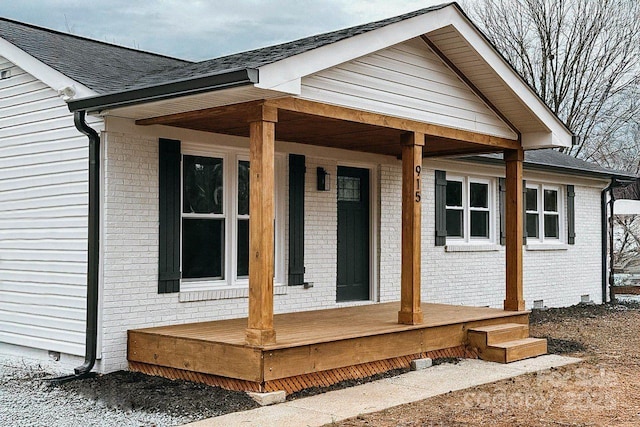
top-left (337, 166), bottom-right (370, 302)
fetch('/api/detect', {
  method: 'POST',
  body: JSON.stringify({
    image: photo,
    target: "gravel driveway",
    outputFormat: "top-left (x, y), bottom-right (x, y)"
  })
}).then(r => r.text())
top-left (0, 356), bottom-right (257, 427)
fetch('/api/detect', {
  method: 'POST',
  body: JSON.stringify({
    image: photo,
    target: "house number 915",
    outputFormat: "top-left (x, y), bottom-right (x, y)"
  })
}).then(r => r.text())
top-left (415, 165), bottom-right (421, 203)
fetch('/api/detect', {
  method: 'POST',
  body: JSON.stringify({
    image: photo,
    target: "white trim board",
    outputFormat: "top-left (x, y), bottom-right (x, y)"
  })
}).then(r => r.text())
top-left (614, 200), bottom-right (640, 215)
top-left (0, 38), bottom-right (96, 100)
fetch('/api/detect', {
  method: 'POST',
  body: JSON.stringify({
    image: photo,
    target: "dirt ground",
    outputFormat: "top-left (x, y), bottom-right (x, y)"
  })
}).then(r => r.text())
top-left (336, 302), bottom-right (640, 427)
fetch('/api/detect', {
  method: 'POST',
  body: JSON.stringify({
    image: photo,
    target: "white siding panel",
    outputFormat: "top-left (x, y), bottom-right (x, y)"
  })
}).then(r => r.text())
top-left (0, 159), bottom-right (87, 181)
top-left (0, 331), bottom-right (83, 356)
top-left (0, 170), bottom-right (86, 192)
top-left (0, 80), bottom-right (50, 100)
top-left (0, 311), bottom-right (84, 333)
top-left (0, 239), bottom-right (86, 251)
top-left (0, 56), bottom-right (97, 357)
top-left (0, 270), bottom-right (86, 287)
top-left (0, 205), bottom-right (87, 220)
top-left (301, 38), bottom-right (516, 140)
top-left (0, 301), bottom-right (84, 320)
top-left (1, 283), bottom-right (85, 300)
top-left (0, 87), bottom-right (53, 107)
top-left (0, 96), bottom-right (64, 120)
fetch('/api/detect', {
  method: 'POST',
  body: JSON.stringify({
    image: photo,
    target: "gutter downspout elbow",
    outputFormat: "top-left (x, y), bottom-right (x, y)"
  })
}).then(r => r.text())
top-left (47, 111), bottom-right (100, 384)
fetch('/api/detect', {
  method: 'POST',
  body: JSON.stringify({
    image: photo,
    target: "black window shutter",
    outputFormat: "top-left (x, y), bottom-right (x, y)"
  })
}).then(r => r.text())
top-left (499, 178), bottom-right (506, 245)
top-left (567, 184), bottom-right (575, 244)
top-left (288, 154), bottom-right (305, 285)
top-left (435, 170), bottom-right (447, 246)
top-left (158, 138), bottom-right (181, 293)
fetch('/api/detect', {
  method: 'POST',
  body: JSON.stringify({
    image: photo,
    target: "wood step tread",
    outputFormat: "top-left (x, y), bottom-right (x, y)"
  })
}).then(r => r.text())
top-left (467, 323), bottom-right (530, 347)
top-left (468, 323), bottom-right (527, 333)
top-left (490, 337), bottom-right (546, 349)
top-left (478, 337), bottom-right (547, 363)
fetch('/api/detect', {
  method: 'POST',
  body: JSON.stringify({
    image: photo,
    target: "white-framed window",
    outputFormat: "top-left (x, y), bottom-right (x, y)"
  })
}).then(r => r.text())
top-left (526, 183), bottom-right (563, 243)
top-left (445, 176), bottom-right (494, 243)
top-left (180, 146), bottom-right (283, 290)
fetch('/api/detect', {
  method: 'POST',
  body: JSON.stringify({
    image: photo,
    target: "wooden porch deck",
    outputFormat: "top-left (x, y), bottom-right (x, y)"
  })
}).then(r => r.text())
top-left (128, 302), bottom-right (530, 393)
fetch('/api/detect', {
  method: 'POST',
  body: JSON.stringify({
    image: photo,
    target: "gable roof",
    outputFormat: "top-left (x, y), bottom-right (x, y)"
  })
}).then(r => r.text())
top-left (1, 3), bottom-right (574, 150)
top-left (0, 17), bottom-right (190, 94)
top-left (465, 149), bottom-right (636, 180)
top-left (129, 3), bottom-right (454, 90)
top-left (0, 5), bottom-right (451, 94)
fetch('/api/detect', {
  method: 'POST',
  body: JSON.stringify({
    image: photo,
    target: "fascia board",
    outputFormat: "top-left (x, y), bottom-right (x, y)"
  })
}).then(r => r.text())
top-left (0, 37), bottom-right (96, 99)
top-left (521, 132), bottom-right (553, 149)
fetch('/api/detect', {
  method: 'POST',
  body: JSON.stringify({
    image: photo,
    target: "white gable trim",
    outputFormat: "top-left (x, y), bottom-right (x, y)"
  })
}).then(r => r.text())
top-left (0, 37), bottom-right (96, 100)
top-left (254, 4), bottom-right (572, 149)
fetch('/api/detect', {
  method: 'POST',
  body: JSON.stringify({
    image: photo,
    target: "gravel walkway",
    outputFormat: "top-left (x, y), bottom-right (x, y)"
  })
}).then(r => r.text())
top-left (0, 355), bottom-right (257, 427)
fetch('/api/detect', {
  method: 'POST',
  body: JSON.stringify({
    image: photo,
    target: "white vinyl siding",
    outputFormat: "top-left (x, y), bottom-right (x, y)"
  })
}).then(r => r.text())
top-left (300, 37), bottom-right (517, 140)
top-left (0, 56), bottom-right (100, 356)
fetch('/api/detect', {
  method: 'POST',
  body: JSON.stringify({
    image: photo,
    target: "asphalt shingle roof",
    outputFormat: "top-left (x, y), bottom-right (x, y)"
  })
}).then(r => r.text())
top-left (0, 3), bottom-right (453, 93)
top-left (129, 3), bottom-right (454, 90)
top-left (469, 149), bottom-right (635, 179)
top-left (0, 17), bottom-right (190, 93)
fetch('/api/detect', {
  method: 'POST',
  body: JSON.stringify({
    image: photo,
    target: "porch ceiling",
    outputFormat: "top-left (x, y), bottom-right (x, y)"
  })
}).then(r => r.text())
top-left (136, 100), bottom-right (509, 158)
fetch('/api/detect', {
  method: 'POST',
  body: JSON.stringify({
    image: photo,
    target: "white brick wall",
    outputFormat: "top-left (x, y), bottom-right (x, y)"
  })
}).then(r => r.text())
top-left (98, 125), bottom-right (606, 372)
top-left (380, 161), bottom-right (603, 309)
top-left (99, 131), bottom-right (355, 371)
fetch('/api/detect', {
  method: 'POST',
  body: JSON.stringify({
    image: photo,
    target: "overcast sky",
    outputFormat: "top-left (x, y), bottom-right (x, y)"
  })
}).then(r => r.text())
top-left (0, 0), bottom-right (457, 61)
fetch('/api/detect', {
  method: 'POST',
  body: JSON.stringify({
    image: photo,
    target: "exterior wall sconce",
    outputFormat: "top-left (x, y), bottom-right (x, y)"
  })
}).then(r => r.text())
top-left (317, 167), bottom-right (330, 191)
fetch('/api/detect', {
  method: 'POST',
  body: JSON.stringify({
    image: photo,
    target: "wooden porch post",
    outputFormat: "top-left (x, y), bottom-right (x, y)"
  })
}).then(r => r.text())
top-left (246, 104), bottom-right (278, 346)
top-left (504, 148), bottom-right (525, 311)
top-left (398, 132), bottom-right (424, 325)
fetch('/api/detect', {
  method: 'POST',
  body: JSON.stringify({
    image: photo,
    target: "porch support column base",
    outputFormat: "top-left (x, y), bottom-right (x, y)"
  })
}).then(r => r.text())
top-left (398, 310), bottom-right (424, 325)
top-left (398, 132), bottom-right (425, 325)
top-left (245, 328), bottom-right (276, 346)
top-left (503, 299), bottom-right (525, 312)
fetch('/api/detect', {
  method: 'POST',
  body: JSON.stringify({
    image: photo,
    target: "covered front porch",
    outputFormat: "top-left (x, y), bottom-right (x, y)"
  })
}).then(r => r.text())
top-left (125, 94), bottom-right (535, 391)
top-left (128, 302), bottom-right (538, 393)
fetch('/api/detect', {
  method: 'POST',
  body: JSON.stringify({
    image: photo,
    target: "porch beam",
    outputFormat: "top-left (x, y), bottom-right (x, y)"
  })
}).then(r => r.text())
top-left (423, 145), bottom-right (502, 158)
top-left (398, 132), bottom-right (424, 325)
top-left (266, 98), bottom-right (519, 150)
top-left (136, 100), bottom-right (266, 126)
top-left (504, 148), bottom-right (525, 311)
top-left (246, 103), bottom-right (278, 346)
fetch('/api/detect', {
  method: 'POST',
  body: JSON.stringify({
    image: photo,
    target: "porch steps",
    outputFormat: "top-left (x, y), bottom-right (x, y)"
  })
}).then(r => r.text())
top-left (467, 323), bottom-right (547, 363)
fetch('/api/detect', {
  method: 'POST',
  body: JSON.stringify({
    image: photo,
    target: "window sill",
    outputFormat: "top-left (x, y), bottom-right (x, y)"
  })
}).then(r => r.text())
top-left (445, 244), bottom-right (500, 253)
top-left (525, 243), bottom-right (569, 251)
top-left (179, 284), bottom-right (288, 302)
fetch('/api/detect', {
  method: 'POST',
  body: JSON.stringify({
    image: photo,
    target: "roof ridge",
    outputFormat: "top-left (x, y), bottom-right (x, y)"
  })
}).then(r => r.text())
top-left (191, 2), bottom-right (456, 65)
top-left (0, 16), bottom-right (192, 64)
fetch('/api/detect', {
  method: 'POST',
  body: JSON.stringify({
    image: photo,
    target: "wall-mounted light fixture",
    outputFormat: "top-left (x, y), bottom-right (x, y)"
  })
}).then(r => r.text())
top-left (317, 167), bottom-right (330, 191)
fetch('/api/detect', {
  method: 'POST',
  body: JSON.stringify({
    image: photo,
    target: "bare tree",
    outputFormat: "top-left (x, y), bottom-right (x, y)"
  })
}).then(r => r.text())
top-left (466, 0), bottom-right (640, 171)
